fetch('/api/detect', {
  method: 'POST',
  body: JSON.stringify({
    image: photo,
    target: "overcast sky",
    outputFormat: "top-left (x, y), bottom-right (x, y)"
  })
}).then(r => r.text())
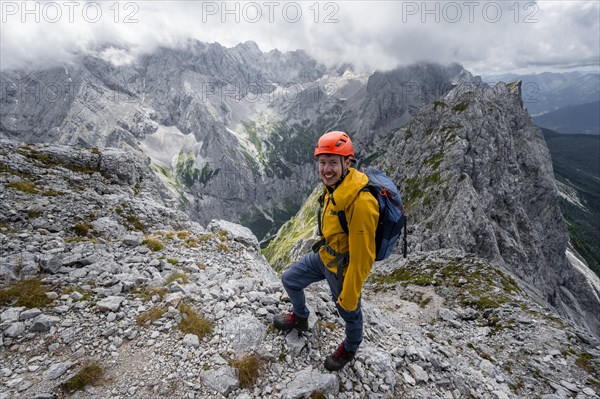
top-left (1, 0), bottom-right (599, 76)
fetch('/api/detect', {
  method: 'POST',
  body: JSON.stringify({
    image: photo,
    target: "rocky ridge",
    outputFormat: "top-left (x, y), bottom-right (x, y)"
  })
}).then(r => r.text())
top-left (1, 141), bottom-right (600, 399)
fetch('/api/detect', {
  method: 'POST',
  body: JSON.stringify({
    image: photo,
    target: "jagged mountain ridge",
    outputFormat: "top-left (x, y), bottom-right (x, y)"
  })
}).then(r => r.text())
top-left (1, 141), bottom-right (599, 399)
top-left (266, 80), bottom-right (600, 340)
top-left (0, 41), bottom-right (477, 242)
top-left (534, 101), bottom-right (600, 135)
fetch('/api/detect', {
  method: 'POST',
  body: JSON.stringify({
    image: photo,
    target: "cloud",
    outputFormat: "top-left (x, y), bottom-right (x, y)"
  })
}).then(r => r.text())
top-left (0, 0), bottom-right (598, 75)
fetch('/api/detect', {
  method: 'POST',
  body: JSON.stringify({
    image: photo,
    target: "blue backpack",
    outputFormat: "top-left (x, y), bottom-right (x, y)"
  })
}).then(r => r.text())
top-left (317, 167), bottom-right (407, 261)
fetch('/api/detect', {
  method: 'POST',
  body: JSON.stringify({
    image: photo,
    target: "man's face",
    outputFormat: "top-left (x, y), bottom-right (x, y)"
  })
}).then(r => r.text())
top-left (318, 154), bottom-right (349, 187)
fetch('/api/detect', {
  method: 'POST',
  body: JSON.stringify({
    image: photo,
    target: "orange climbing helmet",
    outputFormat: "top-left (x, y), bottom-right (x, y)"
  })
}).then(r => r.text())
top-left (314, 131), bottom-right (355, 157)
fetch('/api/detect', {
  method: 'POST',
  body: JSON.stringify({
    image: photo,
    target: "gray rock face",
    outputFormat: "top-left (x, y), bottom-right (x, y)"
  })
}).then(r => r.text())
top-left (199, 365), bottom-right (239, 396)
top-left (28, 314), bottom-right (60, 332)
top-left (208, 219), bottom-right (259, 249)
top-left (281, 366), bottom-right (339, 399)
top-left (222, 314), bottom-right (267, 351)
top-left (379, 81), bottom-right (600, 337)
top-left (44, 362), bottom-right (74, 380)
top-left (96, 296), bottom-right (125, 313)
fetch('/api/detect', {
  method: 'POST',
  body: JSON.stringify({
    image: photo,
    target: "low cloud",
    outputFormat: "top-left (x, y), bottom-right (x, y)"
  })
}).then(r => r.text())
top-left (1, 1), bottom-right (598, 75)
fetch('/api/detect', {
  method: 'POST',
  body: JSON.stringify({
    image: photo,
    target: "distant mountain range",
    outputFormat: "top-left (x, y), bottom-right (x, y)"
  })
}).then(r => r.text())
top-left (535, 101), bottom-right (600, 135)
top-left (542, 128), bottom-right (600, 276)
top-left (483, 71), bottom-right (600, 116)
top-left (0, 41), bottom-right (478, 243)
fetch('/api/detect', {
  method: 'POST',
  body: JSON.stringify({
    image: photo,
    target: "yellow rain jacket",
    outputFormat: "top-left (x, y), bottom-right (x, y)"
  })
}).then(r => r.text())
top-left (318, 168), bottom-right (379, 312)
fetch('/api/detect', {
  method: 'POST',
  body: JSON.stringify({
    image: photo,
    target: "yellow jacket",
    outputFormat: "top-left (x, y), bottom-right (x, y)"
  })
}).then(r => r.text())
top-left (318, 168), bottom-right (379, 311)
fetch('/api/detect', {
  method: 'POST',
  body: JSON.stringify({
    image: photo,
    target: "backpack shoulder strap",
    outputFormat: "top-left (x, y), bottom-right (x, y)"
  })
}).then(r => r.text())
top-left (317, 192), bottom-right (325, 236)
top-left (337, 186), bottom-right (372, 236)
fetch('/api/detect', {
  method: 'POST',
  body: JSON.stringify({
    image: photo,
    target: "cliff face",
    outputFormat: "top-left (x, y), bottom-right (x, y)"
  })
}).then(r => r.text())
top-left (376, 81), bottom-right (600, 337)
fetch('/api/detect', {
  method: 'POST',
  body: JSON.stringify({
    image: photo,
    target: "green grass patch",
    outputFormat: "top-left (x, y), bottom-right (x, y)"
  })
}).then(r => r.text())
top-left (27, 209), bottom-right (42, 219)
top-left (575, 352), bottom-right (595, 373)
top-left (424, 153), bottom-right (444, 170)
top-left (229, 354), bottom-right (262, 389)
top-left (6, 181), bottom-right (38, 194)
top-left (262, 187), bottom-right (320, 271)
top-left (42, 189), bottom-right (63, 197)
top-left (164, 271), bottom-right (189, 285)
top-left (433, 100), bottom-right (447, 110)
top-left (0, 278), bottom-right (53, 308)
top-left (72, 222), bottom-right (94, 237)
top-left (62, 363), bottom-right (103, 393)
top-left (0, 162), bottom-right (35, 180)
top-left (178, 303), bottom-right (213, 339)
top-left (62, 286), bottom-right (92, 301)
top-left (133, 286), bottom-right (167, 302)
top-left (143, 237), bottom-right (165, 252)
top-left (452, 102), bottom-right (469, 113)
top-left (370, 265), bottom-right (434, 287)
top-left (136, 305), bottom-right (168, 326)
top-left (125, 214), bottom-right (145, 232)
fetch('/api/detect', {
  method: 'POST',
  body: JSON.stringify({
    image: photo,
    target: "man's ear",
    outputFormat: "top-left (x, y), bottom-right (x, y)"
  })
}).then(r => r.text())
top-left (344, 157), bottom-right (352, 168)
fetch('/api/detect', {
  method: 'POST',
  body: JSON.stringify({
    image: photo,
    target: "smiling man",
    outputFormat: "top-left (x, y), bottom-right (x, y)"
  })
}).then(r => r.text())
top-left (273, 131), bottom-right (379, 372)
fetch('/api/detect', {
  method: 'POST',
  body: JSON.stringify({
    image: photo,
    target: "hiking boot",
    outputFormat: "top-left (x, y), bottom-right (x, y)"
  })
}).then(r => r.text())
top-left (324, 342), bottom-right (355, 371)
top-left (273, 312), bottom-right (308, 332)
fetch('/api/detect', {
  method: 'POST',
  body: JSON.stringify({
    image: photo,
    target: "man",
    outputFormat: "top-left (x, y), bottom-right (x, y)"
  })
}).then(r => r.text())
top-left (273, 131), bottom-right (379, 371)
